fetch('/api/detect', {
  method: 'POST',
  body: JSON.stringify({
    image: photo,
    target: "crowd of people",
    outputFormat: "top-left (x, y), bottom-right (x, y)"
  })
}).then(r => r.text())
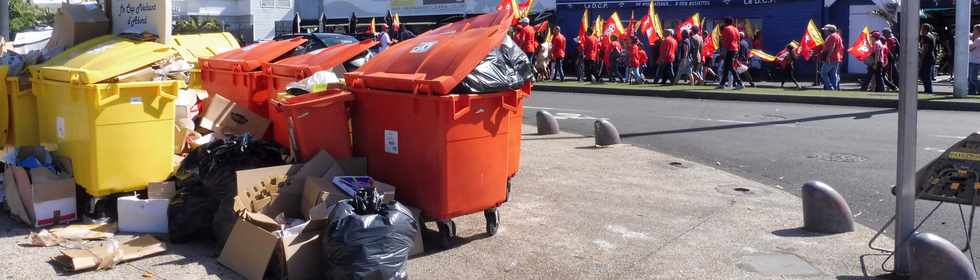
top-left (505, 15), bottom-right (975, 95)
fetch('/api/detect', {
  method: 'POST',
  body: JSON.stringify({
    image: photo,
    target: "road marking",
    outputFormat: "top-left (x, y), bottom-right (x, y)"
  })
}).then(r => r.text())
top-left (932, 135), bottom-right (968, 140)
top-left (524, 105), bottom-right (593, 113)
top-left (552, 112), bottom-right (601, 120)
top-left (924, 147), bottom-right (947, 153)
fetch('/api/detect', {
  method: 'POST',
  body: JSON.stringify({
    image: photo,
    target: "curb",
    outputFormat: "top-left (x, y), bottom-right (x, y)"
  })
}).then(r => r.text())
top-left (534, 85), bottom-right (980, 112)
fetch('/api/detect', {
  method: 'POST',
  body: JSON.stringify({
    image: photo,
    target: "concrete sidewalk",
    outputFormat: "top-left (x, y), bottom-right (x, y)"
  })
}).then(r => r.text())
top-left (410, 125), bottom-right (893, 279)
top-left (0, 125), bottom-right (894, 279)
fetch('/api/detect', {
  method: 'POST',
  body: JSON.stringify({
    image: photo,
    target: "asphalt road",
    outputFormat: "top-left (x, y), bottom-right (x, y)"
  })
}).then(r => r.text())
top-left (523, 90), bottom-right (980, 263)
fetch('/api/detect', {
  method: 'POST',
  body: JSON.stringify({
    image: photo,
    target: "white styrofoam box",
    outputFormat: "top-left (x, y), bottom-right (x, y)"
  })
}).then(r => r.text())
top-left (117, 195), bottom-right (169, 234)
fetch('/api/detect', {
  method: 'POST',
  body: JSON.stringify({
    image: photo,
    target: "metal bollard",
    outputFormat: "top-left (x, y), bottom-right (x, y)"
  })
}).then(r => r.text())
top-left (910, 232), bottom-right (977, 280)
top-left (594, 119), bottom-right (622, 146)
top-left (801, 181), bottom-right (854, 234)
top-left (536, 110), bottom-right (559, 135)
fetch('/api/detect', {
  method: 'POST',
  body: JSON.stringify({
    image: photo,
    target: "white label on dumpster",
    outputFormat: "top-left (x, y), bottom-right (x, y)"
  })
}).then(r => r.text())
top-left (56, 117), bottom-right (65, 139)
top-left (384, 130), bottom-right (399, 155)
top-left (410, 41), bottom-right (437, 54)
top-left (129, 96), bottom-right (143, 104)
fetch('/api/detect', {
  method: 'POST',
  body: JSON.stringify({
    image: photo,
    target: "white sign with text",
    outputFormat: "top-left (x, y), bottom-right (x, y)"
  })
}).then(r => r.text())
top-left (112, 0), bottom-right (172, 43)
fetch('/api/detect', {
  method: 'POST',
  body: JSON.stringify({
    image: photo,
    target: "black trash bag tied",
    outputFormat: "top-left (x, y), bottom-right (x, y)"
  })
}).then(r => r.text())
top-left (321, 188), bottom-right (418, 280)
top-left (168, 134), bottom-right (287, 245)
top-left (454, 35), bottom-right (533, 93)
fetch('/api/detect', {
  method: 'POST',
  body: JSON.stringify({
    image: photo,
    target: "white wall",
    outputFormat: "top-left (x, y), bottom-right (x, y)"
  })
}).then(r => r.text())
top-left (847, 5), bottom-right (890, 74)
top-left (248, 0), bottom-right (293, 41)
top-left (174, 0), bottom-right (248, 16)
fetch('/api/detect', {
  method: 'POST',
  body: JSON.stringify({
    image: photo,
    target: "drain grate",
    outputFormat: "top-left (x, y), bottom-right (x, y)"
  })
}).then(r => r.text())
top-left (715, 184), bottom-right (762, 196)
top-left (668, 161), bottom-right (688, 168)
top-left (807, 152), bottom-right (868, 163)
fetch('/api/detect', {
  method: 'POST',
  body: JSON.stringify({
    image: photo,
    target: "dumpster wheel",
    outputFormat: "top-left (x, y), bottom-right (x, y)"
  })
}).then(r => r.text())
top-left (436, 220), bottom-right (458, 249)
top-left (485, 208), bottom-right (500, 236)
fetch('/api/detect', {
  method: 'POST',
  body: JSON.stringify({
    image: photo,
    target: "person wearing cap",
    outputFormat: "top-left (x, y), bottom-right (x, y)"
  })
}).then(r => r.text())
top-left (882, 28), bottom-right (900, 90)
top-left (819, 24), bottom-right (844, 91)
top-left (514, 18), bottom-right (538, 66)
top-left (550, 26), bottom-right (567, 81)
top-left (716, 17), bottom-right (743, 90)
top-left (375, 24), bottom-right (392, 53)
top-left (919, 23), bottom-right (938, 93)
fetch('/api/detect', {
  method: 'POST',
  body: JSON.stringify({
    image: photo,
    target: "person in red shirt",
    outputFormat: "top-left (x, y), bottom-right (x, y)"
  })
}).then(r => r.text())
top-left (658, 29), bottom-right (678, 85)
top-left (628, 39), bottom-right (647, 84)
top-left (819, 24), bottom-right (844, 91)
top-left (583, 31), bottom-right (600, 82)
top-left (550, 26), bottom-right (567, 81)
top-left (514, 18), bottom-right (538, 64)
top-left (716, 17), bottom-right (743, 89)
top-left (603, 35), bottom-right (624, 82)
top-left (882, 28), bottom-right (900, 90)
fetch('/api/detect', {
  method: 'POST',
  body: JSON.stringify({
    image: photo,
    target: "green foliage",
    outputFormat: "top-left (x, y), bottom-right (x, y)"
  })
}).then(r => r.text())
top-left (174, 17), bottom-right (223, 34)
top-left (9, 0), bottom-right (54, 33)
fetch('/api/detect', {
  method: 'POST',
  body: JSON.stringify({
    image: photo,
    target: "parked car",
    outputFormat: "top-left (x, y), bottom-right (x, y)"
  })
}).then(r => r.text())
top-left (273, 33), bottom-right (359, 55)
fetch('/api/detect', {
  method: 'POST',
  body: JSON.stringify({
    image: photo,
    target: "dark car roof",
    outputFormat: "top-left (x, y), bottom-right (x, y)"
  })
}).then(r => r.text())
top-left (275, 33), bottom-right (358, 46)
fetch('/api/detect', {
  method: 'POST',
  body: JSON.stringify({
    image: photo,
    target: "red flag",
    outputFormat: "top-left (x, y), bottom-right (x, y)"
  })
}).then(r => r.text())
top-left (640, 1), bottom-right (662, 44)
top-left (604, 12), bottom-right (626, 38)
top-left (534, 20), bottom-right (550, 34)
top-left (701, 24), bottom-right (720, 59)
top-left (675, 13), bottom-right (700, 39)
top-left (848, 26), bottom-right (872, 61)
top-left (798, 19), bottom-right (825, 61)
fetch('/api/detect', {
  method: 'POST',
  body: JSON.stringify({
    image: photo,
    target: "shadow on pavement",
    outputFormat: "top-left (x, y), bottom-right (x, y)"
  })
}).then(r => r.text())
top-left (771, 227), bottom-right (837, 238)
top-left (620, 109), bottom-right (898, 138)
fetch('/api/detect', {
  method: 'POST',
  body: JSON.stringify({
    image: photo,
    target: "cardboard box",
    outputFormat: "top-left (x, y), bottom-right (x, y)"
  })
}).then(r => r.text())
top-left (218, 151), bottom-right (342, 280)
top-left (3, 150), bottom-right (77, 228)
top-left (44, 3), bottom-right (110, 54)
top-left (117, 195), bottom-right (169, 234)
top-left (199, 94), bottom-right (270, 139)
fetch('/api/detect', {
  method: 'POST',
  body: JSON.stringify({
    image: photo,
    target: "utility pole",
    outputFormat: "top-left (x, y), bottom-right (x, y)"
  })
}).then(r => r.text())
top-left (0, 0), bottom-right (10, 41)
top-left (894, 0), bottom-right (921, 275)
top-left (953, 0), bottom-right (970, 97)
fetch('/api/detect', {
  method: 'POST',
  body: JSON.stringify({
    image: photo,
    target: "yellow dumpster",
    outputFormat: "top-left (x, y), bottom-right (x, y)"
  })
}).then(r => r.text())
top-left (32, 35), bottom-right (180, 197)
top-left (170, 32), bottom-right (241, 89)
top-left (0, 66), bottom-right (39, 147)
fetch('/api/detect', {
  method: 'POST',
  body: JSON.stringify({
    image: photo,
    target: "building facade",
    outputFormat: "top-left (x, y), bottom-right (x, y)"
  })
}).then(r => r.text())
top-left (173, 0), bottom-right (294, 43)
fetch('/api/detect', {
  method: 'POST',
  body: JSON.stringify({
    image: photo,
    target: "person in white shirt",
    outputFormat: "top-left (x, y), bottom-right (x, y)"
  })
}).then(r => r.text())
top-left (970, 24), bottom-right (980, 95)
top-left (376, 24), bottom-right (392, 53)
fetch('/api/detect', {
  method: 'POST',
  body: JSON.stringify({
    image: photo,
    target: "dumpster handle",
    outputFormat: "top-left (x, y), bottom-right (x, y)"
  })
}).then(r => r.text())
top-left (501, 91), bottom-right (519, 112)
top-left (452, 95), bottom-right (472, 120)
top-left (98, 87), bottom-right (123, 107)
top-left (282, 91), bottom-right (354, 108)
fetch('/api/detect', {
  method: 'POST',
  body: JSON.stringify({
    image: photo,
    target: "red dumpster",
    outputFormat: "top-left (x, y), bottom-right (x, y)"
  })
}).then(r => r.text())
top-left (346, 10), bottom-right (529, 246)
top-left (263, 40), bottom-right (377, 161)
top-left (199, 37), bottom-right (307, 117)
top-left (263, 39), bottom-right (377, 92)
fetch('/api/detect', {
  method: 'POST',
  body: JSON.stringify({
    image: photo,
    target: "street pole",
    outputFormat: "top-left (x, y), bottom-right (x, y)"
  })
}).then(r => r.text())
top-left (894, 0), bottom-right (921, 275)
top-left (0, 0), bottom-right (10, 41)
top-left (953, 0), bottom-right (970, 97)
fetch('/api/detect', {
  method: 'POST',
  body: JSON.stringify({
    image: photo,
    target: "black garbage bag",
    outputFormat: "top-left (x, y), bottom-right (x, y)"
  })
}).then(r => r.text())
top-left (454, 36), bottom-right (533, 93)
top-left (168, 134), bottom-right (286, 244)
top-left (322, 188), bottom-right (418, 280)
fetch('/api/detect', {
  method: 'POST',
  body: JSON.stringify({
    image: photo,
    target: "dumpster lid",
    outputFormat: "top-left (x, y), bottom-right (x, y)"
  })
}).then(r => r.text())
top-left (266, 39), bottom-right (377, 79)
top-left (202, 37), bottom-right (307, 72)
top-left (170, 33), bottom-right (241, 64)
top-left (345, 11), bottom-right (512, 95)
top-left (36, 35), bottom-right (177, 84)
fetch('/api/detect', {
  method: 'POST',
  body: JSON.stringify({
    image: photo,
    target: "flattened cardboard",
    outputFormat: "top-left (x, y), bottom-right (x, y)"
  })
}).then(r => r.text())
top-left (54, 235), bottom-right (166, 271)
top-left (200, 94), bottom-right (269, 139)
top-left (45, 3), bottom-right (110, 54)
